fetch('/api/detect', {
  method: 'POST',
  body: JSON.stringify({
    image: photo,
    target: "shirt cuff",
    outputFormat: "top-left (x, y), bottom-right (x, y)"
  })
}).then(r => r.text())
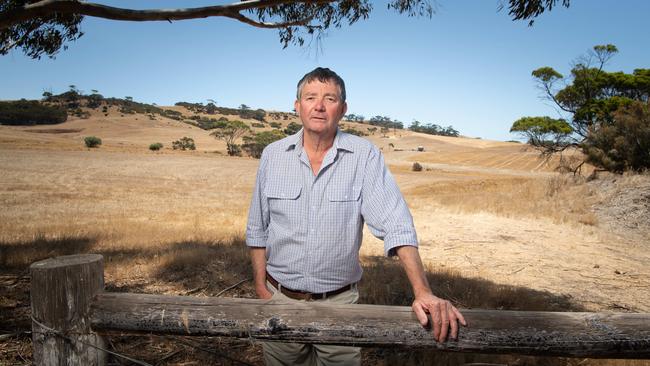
top-left (384, 230), bottom-right (418, 257)
top-left (246, 232), bottom-right (268, 247)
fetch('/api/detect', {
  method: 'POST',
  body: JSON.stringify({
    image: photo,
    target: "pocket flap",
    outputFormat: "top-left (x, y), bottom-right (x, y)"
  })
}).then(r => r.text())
top-left (266, 185), bottom-right (302, 200)
top-left (328, 186), bottom-right (361, 202)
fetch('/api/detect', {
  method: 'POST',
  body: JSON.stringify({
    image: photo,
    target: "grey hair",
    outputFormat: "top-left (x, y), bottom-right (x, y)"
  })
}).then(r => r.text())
top-left (296, 67), bottom-right (346, 102)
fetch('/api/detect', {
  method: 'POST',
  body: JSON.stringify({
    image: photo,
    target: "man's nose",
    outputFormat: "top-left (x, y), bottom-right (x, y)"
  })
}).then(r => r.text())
top-left (314, 98), bottom-right (325, 111)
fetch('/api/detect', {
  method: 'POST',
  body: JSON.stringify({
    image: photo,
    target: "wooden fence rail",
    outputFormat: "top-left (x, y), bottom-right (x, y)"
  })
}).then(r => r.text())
top-left (30, 254), bottom-right (650, 365)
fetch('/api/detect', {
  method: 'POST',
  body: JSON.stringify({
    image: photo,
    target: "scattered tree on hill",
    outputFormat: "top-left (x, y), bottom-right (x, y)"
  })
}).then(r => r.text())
top-left (149, 142), bottom-right (163, 151)
top-left (64, 84), bottom-right (80, 109)
top-left (511, 44), bottom-right (650, 173)
top-left (242, 130), bottom-right (286, 158)
top-left (1, 1), bottom-right (570, 59)
top-left (509, 116), bottom-right (572, 151)
top-left (210, 120), bottom-right (250, 156)
top-left (86, 89), bottom-right (103, 109)
top-left (205, 102), bottom-right (218, 114)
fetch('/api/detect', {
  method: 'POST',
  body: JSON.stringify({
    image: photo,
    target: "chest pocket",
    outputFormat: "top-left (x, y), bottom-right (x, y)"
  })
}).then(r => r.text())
top-left (265, 185), bottom-right (302, 229)
top-left (326, 185), bottom-right (362, 230)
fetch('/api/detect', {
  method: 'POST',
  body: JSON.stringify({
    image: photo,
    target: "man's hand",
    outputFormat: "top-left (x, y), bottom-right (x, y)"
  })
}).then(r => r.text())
top-left (412, 293), bottom-right (466, 342)
top-left (395, 245), bottom-right (468, 342)
top-left (255, 283), bottom-right (273, 300)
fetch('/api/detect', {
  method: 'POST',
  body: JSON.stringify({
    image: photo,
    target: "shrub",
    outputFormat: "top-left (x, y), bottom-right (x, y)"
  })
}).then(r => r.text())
top-left (84, 136), bottom-right (102, 148)
top-left (149, 142), bottom-right (163, 151)
top-left (161, 109), bottom-right (183, 121)
top-left (238, 108), bottom-right (266, 122)
top-left (284, 122), bottom-right (302, 135)
top-left (412, 162), bottom-right (423, 172)
top-left (251, 122), bottom-right (265, 128)
top-left (343, 127), bottom-right (367, 137)
top-left (172, 137), bottom-right (196, 151)
top-left (269, 122), bottom-right (282, 129)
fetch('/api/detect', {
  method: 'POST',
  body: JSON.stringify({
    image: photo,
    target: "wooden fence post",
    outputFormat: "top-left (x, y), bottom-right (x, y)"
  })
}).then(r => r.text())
top-left (30, 254), bottom-right (106, 366)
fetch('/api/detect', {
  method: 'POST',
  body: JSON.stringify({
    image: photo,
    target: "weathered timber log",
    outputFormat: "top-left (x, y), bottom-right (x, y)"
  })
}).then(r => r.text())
top-left (91, 292), bottom-right (650, 359)
top-left (31, 254), bottom-right (107, 366)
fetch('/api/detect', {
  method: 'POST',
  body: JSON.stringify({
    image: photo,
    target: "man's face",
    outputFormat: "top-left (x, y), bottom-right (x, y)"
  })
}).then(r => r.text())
top-left (295, 79), bottom-right (347, 137)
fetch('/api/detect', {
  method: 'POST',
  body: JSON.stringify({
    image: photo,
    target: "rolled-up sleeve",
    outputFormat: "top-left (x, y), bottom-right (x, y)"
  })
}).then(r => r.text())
top-left (360, 148), bottom-right (418, 256)
top-left (246, 150), bottom-right (270, 248)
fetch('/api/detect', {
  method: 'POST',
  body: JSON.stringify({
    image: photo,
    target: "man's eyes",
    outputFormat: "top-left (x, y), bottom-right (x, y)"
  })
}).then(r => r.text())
top-left (303, 96), bottom-right (339, 102)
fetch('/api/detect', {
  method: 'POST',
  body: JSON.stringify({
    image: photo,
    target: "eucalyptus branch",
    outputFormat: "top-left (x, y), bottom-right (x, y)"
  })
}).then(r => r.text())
top-left (1, 0), bottom-right (337, 30)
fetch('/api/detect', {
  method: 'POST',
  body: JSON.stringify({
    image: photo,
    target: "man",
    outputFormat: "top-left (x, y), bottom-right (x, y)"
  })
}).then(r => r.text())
top-left (246, 67), bottom-right (466, 366)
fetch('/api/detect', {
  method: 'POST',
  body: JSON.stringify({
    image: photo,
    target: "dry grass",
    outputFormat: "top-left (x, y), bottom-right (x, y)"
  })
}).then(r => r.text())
top-left (406, 173), bottom-right (599, 226)
top-left (3, 233), bottom-right (642, 365)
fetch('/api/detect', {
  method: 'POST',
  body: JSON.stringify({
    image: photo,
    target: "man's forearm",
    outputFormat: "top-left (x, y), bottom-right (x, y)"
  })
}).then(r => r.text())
top-left (395, 245), bottom-right (433, 298)
top-left (249, 247), bottom-right (270, 297)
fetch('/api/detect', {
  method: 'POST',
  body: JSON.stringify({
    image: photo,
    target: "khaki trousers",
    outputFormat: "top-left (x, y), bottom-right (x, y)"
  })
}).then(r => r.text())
top-left (262, 281), bottom-right (361, 366)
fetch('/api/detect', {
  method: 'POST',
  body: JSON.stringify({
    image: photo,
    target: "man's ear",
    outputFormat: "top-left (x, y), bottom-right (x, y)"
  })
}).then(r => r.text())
top-left (340, 102), bottom-right (348, 119)
top-left (294, 100), bottom-right (300, 116)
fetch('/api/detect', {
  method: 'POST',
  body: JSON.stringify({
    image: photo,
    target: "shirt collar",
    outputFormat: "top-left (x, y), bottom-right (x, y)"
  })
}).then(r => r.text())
top-left (283, 127), bottom-right (356, 154)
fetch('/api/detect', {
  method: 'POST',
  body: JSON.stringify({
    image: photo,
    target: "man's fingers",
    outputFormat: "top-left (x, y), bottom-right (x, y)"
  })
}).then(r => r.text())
top-left (439, 301), bottom-right (450, 342)
top-left (430, 302), bottom-right (441, 341)
top-left (412, 303), bottom-right (429, 327)
top-left (453, 306), bottom-right (468, 326)
top-left (449, 307), bottom-right (459, 340)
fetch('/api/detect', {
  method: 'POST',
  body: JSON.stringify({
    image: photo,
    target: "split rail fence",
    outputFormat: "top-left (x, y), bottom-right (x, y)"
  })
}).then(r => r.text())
top-left (29, 254), bottom-right (650, 365)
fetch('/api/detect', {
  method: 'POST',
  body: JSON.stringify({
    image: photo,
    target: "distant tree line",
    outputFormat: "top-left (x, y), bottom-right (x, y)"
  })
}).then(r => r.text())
top-left (175, 101), bottom-right (266, 122)
top-left (368, 116), bottom-right (404, 130)
top-left (409, 120), bottom-right (459, 137)
top-left (0, 99), bottom-right (67, 125)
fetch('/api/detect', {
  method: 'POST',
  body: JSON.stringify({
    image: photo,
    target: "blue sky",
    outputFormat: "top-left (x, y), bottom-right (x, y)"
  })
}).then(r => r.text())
top-left (1, 1), bottom-right (648, 141)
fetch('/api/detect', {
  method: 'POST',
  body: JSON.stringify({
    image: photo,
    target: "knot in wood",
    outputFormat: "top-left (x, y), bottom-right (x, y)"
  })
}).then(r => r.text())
top-left (267, 317), bottom-right (288, 334)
